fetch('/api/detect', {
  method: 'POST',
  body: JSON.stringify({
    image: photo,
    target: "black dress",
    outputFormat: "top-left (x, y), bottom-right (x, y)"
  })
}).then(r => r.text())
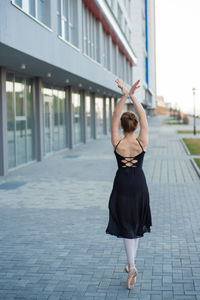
top-left (105, 138), bottom-right (152, 239)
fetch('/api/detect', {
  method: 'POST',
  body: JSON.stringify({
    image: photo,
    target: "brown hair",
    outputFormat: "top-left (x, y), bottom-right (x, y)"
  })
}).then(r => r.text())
top-left (120, 111), bottom-right (139, 133)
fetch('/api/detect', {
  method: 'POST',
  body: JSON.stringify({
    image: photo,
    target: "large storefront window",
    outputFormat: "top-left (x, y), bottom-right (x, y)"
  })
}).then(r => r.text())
top-left (6, 73), bottom-right (36, 169)
top-left (106, 97), bottom-right (110, 133)
top-left (85, 96), bottom-right (92, 140)
top-left (42, 85), bottom-right (67, 155)
top-left (95, 97), bottom-right (103, 138)
top-left (72, 93), bottom-right (82, 144)
top-left (53, 89), bottom-right (66, 151)
top-left (111, 97), bottom-right (115, 115)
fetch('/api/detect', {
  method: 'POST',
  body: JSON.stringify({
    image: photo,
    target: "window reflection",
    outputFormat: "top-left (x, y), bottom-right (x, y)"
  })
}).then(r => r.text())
top-left (72, 93), bottom-right (81, 144)
top-left (43, 86), bottom-right (67, 154)
top-left (85, 96), bottom-right (92, 140)
top-left (6, 73), bottom-right (36, 169)
top-left (95, 97), bottom-right (104, 138)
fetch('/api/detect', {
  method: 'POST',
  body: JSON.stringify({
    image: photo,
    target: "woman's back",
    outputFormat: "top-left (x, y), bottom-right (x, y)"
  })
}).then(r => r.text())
top-left (114, 137), bottom-right (146, 158)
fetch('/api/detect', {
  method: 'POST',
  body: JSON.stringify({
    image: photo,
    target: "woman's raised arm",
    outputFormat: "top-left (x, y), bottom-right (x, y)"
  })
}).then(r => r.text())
top-left (129, 80), bottom-right (149, 146)
top-left (111, 79), bottom-right (128, 148)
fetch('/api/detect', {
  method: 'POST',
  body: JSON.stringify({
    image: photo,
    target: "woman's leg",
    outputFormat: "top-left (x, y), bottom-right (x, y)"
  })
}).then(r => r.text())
top-left (134, 238), bottom-right (139, 259)
top-left (123, 238), bottom-right (139, 269)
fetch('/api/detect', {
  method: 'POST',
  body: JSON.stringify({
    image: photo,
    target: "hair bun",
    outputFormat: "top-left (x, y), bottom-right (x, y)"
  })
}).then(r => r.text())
top-left (128, 115), bottom-right (134, 120)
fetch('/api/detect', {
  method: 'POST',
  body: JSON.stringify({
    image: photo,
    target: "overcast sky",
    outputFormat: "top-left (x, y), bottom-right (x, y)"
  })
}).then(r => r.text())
top-left (155, 0), bottom-right (200, 114)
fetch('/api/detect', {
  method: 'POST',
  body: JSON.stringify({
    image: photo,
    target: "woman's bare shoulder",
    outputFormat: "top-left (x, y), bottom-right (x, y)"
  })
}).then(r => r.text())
top-left (136, 136), bottom-right (148, 151)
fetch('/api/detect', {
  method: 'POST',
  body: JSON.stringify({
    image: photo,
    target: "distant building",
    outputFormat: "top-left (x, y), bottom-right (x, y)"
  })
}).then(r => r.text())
top-left (155, 95), bottom-right (170, 115)
top-left (0, 0), bottom-right (156, 176)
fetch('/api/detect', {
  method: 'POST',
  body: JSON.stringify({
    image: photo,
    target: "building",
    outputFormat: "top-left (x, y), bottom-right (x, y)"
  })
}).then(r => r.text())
top-left (130, 0), bottom-right (157, 114)
top-left (0, 0), bottom-right (156, 176)
top-left (155, 95), bottom-right (169, 115)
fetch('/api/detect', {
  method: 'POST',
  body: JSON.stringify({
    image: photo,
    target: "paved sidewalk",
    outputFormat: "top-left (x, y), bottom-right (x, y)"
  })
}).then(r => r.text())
top-left (0, 114), bottom-right (200, 300)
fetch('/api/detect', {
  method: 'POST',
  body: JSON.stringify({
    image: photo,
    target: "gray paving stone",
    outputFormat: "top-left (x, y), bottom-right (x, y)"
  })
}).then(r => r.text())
top-left (0, 115), bottom-right (200, 300)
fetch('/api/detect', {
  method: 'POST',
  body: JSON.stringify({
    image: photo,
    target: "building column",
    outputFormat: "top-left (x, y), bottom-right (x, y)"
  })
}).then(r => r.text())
top-left (114, 97), bottom-right (118, 108)
top-left (35, 77), bottom-right (44, 161)
top-left (67, 86), bottom-right (73, 149)
top-left (91, 92), bottom-right (96, 139)
top-left (103, 96), bottom-right (107, 134)
top-left (80, 90), bottom-right (86, 144)
top-left (0, 67), bottom-right (8, 176)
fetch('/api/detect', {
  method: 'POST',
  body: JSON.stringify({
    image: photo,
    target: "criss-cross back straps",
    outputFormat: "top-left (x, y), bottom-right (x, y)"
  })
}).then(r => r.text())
top-left (136, 138), bottom-right (144, 152)
top-left (115, 138), bottom-right (144, 152)
top-left (121, 157), bottom-right (138, 168)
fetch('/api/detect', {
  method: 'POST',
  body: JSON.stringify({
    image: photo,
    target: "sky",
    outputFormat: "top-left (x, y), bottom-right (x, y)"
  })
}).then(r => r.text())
top-left (155, 0), bottom-right (200, 115)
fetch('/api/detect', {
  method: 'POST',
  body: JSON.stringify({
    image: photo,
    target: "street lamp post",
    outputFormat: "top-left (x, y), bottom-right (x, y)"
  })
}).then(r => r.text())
top-left (192, 88), bottom-right (196, 135)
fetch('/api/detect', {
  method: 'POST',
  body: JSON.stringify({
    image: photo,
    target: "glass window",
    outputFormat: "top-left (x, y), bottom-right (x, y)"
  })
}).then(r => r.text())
top-left (6, 73), bottom-right (36, 169)
top-left (72, 93), bottom-right (81, 144)
top-left (91, 17), bottom-right (94, 59)
top-left (69, 0), bottom-right (78, 46)
top-left (117, 4), bottom-right (122, 27)
top-left (57, 0), bottom-right (62, 36)
top-left (103, 32), bottom-right (107, 68)
top-left (125, 20), bottom-right (127, 36)
top-left (85, 96), bottom-right (92, 140)
top-left (87, 10), bottom-right (91, 57)
top-left (130, 64), bottom-right (132, 84)
top-left (111, 97), bottom-right (115, 115)
top-left (14, 0), bottom-right (50, 27)
top-left (53, 89), bottom-right (59, 151)
top-left (118, 51), bottom-right (123, 79)
top-left (96, 20), bottom-right (100, 63)
top-left (16, 120), bottom-right (26, 165)
top-left (95, 97), bottom-right (104, 138)
top-left (82, 5), bottom-right (88, 54)
top-left (43, 87), bottom-right (53, 154)
top-left (6, 73), bottom-right (16, 169)
top-left (15, 76), bottom-right (25, 117)
top-left (58, 90), bottom-right (66, 149)
top-left (26, 79), bottom-right (36, 161)
top-left (129, 29), bottom-right (131, 43)
top-left (29, 0), bottom-right (35, 17)
top-left (106, 98), bottom-right (110, 133)
top-left (63, 0), bottom-right (69, 41)
top-left (52, 89), bottom-right (66, 151)
top-left (112, 43), bottom-right (117, 75)
top-left (111, 0), bottom-right (114, 9)
top-left (107, 35), bottom-right (111, 70)
top-left (58, 0), bottom-right (78, 47)
top-left (37, 0), bottom-right (51, 27)
top-left (82, 4), bottom-right (101, 64)
top-left (14, 0), bottom-right (22, 7)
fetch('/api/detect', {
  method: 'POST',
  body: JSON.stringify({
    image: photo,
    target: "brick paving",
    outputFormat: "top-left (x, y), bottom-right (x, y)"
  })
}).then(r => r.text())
top-left (0, 114), bottom-right (200, 299)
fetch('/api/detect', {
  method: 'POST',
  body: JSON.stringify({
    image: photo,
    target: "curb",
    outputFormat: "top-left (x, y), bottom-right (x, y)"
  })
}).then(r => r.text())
top-left (180, 138), bottom-right (200, 179)
top-left (180, 138), bottom-right (190, 155)
top-left (190, 158), bottom-right (200, 179)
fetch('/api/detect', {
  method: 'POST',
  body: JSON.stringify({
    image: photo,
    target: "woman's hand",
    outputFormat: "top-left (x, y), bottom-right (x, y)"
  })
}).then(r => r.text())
top-left (129, 80), bottom-right (140, 96)
top-left (115, 78), bottom-right (129, 97)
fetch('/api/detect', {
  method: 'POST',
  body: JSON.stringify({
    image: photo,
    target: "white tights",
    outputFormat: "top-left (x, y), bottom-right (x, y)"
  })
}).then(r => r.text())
top-left (123, 238), bottom-right (139, 268)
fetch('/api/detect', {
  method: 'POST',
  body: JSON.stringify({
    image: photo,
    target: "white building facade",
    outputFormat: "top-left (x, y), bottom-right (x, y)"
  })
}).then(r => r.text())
top-left (0, 0), bottom-right (156, 176)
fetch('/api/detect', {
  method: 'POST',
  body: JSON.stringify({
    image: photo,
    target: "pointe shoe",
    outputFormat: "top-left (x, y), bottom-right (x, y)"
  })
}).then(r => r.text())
top-left (127, 266), bottom-right (138, 290)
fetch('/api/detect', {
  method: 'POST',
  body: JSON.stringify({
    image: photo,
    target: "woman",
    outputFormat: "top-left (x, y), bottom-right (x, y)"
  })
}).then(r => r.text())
top-left (105, 79), bottom-right (152, 290)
